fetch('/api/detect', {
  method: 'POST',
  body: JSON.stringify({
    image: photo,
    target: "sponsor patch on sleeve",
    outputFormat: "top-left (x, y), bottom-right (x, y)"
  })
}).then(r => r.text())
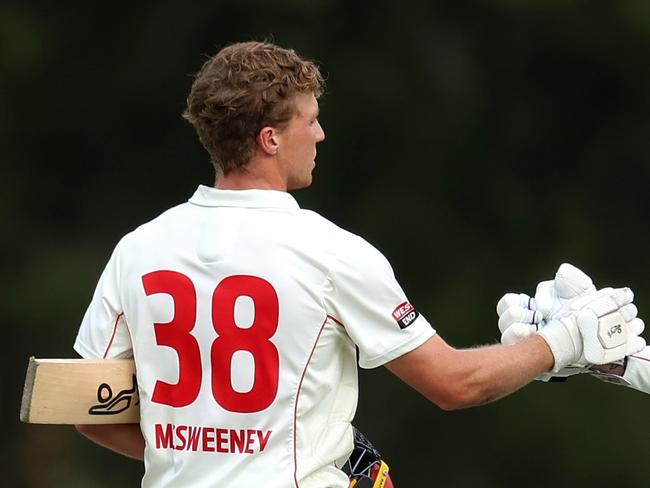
top-left (391, 301), bottom-right (420, 329)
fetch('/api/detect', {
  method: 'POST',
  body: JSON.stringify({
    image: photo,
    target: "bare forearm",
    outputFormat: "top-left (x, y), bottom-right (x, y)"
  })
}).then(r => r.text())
top-left (449, 335), bottom-right (554, 406)
top-left (386, 334), bottom-right (554, 410)
top-left (75, 424), bottom-right (145, 461)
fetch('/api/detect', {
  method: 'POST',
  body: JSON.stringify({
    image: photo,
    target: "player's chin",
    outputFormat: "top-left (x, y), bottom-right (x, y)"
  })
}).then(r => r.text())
top-left (289, 178), bottom-right (312, 190)
top-left (287, 171), bottom-right (313, 190)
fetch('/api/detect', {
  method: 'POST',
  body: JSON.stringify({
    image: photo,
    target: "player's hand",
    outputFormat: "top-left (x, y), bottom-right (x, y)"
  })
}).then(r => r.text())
top-left (496, 264), bottom-right (593, 379)
top-left (497, 295), bottom-right (588, 381)
top-left (495, 264), bottom-right (595, 345)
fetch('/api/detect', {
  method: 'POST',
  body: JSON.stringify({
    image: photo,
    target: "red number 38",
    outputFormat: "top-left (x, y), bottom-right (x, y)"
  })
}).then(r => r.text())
top-left (142, 271), bottom-right (280, 413)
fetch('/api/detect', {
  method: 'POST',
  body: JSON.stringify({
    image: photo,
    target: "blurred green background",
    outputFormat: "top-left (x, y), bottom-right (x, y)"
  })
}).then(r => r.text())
top-left (3, 0), bottom-right (650, 486)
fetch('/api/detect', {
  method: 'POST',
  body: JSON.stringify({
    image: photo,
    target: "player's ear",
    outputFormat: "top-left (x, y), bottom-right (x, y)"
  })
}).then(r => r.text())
top-left (257, 126), bottom-right (280, 156)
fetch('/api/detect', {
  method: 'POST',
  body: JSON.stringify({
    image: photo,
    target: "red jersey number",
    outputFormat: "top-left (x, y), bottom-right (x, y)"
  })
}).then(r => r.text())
top-left (142, 272), bottom-right (280, 413)
top-left (142, 271), bottom-right (201, 407)
top-left (212, 276), bottom-right (279, 413)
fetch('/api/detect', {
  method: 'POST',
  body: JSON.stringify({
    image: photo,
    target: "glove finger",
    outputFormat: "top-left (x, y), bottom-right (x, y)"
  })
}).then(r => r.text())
top-left (555, 263), bottom-right (596, 299)
top-left (534, 280), bottom-right (557, 317)
top-left (627, 317), bottom-right (645, 336)
top-left (611, 287), bottom-right (634, 307)
top-left (498, 306), bottom-right (542, 333)
top-left (619, 303), bottom-right (638, 322)
top-left (569, 287), bottom-right (613, 311)
top-left (626, 335), bottom-right (647, 357)
top-left (583, 287), bottom-right (629, 317)
top-left (501, 323), bottom-right (536, 345)
top-left (496, 293), bottom-right (533, 316)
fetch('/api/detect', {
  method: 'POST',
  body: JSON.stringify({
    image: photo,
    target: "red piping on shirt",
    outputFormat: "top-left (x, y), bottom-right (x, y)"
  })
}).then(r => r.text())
top-left (293, 316), bottom-right (329, 487)
top-left (102, 313), bottom-right (124, 359)
top-left (630, 354), bottom-right (650, 363)
top-left (326, 314), bottom-right (345, 328)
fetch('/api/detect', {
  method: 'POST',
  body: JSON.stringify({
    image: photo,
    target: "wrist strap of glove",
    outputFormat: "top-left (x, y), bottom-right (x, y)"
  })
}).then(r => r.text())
top-left (538, 317), bottom-right (581, 372)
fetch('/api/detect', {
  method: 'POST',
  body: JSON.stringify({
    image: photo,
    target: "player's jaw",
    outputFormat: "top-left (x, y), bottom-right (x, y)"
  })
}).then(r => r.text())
top-left (279, 93), bottom-right (324, 190)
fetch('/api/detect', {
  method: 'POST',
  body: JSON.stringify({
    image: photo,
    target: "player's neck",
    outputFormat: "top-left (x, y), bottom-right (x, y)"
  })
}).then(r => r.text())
top-left (215, 156), bottom-right (287, 191)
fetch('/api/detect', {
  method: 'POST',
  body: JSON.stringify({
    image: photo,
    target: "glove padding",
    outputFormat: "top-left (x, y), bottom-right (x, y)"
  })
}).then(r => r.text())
top-left (569, 287), bottom-right (644, 364)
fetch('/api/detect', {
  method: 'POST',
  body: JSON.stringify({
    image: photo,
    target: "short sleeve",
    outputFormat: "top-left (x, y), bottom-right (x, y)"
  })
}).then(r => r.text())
top-left (324, 236), bottom-right (435, 369)
top-left (73, 241), bottom-right (133, 359)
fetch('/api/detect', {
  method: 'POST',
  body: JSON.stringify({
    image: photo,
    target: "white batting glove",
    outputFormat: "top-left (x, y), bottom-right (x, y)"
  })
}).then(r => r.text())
top-left (497, 303), bottom-right (540, 345)
top-left (496, 263), bottom-right (596, 340)
top-left (533, 263), bottom-right (596, 319)
top-left (496, 264), bottom-right (645, 373)
top-left (541, 287), bottom-right (644, 371)
top-left (496, 295), bottom-right (586, 381)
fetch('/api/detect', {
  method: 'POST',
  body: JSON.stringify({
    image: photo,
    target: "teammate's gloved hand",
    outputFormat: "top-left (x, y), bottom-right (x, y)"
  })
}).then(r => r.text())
top-left (540, 286), bottom-right (644, 371)
top-left (535, 263), bottom-right (597, 317)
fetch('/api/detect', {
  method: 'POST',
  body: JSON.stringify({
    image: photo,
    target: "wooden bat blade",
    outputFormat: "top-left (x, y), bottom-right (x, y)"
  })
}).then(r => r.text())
top-left (21, 357), bottom-right (140, 424)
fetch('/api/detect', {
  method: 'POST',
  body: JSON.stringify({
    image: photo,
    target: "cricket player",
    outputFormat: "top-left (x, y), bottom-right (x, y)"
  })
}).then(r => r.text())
top-left (496, 263), bottom-right (650, 393)
top-left (73, 42), bottom-right (646, 487)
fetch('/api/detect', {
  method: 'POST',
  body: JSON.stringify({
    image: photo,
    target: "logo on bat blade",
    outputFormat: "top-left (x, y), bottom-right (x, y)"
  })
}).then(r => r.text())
top-left (89, 374), bottom-right (139, 416)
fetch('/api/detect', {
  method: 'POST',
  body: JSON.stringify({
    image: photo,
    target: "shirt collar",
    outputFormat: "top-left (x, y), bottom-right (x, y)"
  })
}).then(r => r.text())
top-left (188, 185), bottom-right (300, 210)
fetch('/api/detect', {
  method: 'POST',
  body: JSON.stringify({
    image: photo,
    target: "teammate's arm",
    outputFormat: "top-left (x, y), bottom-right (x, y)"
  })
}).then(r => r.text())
top-left (385, 334), bottom-right (553, 410)
top-left (74, 424), bottom-right (145, 460)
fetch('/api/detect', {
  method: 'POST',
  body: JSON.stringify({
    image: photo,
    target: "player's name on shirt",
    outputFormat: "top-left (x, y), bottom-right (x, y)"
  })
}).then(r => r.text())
top-left (155, 423), bottom-right (272, 454)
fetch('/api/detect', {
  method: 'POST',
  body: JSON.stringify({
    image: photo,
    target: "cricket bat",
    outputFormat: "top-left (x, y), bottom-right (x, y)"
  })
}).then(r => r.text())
top-left (20, 357), bottom-right (140, 424)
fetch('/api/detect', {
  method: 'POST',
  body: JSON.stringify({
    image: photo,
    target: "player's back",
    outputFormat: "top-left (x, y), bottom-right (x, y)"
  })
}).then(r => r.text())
top-left (116, 187), bottom-right (356, 487)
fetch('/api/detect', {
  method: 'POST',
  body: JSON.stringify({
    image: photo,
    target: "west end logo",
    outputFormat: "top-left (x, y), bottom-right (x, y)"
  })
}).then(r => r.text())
top-left (392, 301), bottom-right (420, 329)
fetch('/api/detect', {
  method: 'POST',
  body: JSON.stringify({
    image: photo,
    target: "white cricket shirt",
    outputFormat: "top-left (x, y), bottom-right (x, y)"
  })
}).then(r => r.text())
top-left (74, 185), bottom-right (436, 487)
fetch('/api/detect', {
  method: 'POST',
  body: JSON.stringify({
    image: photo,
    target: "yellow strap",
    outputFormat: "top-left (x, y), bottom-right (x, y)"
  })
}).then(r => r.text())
top-left (348, 460), bottom-right (390, 488)
top-left (372, 461), bottom-right (390, 488)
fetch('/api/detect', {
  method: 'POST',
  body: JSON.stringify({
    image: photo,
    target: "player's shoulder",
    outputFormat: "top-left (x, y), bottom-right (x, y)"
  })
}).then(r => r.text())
top-left (295, 209), bottom-right (391, 268)
top-left (295, 209), bottom-right (365, 245)
top-left (295, 208), bottom-right (347, 235)
top-left (115, 201), bottom-right (193, 248)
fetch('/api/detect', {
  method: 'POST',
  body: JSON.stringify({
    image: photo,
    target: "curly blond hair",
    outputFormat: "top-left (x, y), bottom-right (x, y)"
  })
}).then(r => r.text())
top-left (183, 41), bottom-right (324, 174)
